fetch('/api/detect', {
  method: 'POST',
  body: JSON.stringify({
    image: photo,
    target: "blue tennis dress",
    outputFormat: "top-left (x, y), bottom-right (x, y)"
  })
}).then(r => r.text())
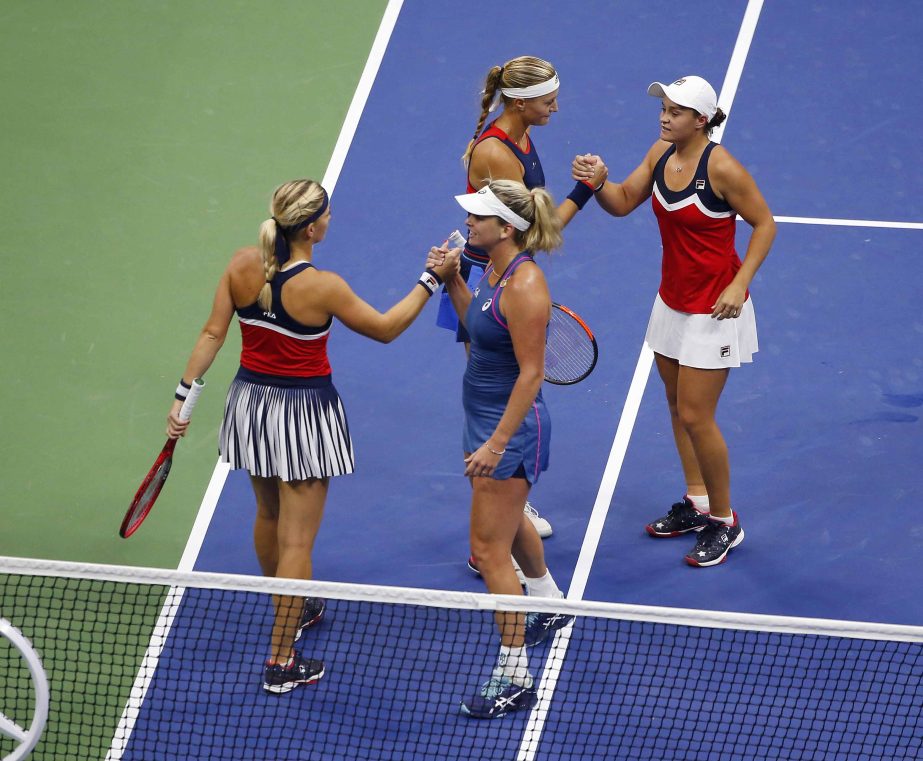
top-left (462, 254), bottom-right (551, 483)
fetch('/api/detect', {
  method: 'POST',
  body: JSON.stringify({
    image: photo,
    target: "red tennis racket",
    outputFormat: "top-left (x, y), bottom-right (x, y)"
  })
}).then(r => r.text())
top-left (119, 378), bottom-right (205, 538)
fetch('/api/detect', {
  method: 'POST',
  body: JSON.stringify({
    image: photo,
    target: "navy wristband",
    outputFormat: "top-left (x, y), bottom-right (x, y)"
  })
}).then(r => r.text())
top-left (566, 180), bottom-right (595, 210)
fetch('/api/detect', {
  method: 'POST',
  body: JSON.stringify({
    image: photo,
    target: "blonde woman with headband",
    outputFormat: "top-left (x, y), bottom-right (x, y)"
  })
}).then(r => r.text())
top-left (166, 179), bottom-right (459, 694)
top-left (573, 76), bottom-right (775, 567)
top-left (435, 179), bottom-right (574, 719)
top-left (438, 54), bottom-right (605, 552)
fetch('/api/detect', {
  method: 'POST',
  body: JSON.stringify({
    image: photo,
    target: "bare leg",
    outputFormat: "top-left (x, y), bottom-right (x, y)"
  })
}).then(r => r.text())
top-left (675, 365), bottom-right (731, 517)
top-left (654, 353), bottom-right (707, 498)
top-left (469, 475), bottom-right (531, 647)
top-left (265, 477), bottom-right (329, 663)
top-left (511, 511), bottom-right (546, 580)
top-left (250, 475), bottom-right (280, 577)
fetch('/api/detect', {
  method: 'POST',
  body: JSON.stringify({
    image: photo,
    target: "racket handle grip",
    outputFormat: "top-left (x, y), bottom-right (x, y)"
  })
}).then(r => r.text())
top-left (447, 230), bottom-right (466, 249)
top-left (178, 378), bottom-right (205, 422)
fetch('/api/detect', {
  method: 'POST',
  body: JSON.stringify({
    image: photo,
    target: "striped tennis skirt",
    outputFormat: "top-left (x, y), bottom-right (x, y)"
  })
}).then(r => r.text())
top-left (219, 368), bottom-right (355, 481)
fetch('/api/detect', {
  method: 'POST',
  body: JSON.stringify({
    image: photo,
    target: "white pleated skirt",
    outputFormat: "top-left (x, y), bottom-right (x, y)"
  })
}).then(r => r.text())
top-left (219, 369), bottom-right (355, 481)
top-left (644, 293), bottom-right (759, 369)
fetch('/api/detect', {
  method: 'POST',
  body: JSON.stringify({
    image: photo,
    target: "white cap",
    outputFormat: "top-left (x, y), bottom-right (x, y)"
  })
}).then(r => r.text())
top-left (454, 186), bottom-right (530, 231)
top-left (648, 76), bottom-right (718, 120)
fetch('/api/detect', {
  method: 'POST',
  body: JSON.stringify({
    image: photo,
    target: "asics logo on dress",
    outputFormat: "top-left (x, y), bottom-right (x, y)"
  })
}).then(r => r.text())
top-left (482, 299), bottom-right (493, 311)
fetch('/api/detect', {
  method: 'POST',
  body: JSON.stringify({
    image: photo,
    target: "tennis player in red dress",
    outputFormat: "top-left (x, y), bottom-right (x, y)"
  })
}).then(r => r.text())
top-left (167, 179), bottom-right (458, 692)
top-left (573, 75), bottom-right (776, 567)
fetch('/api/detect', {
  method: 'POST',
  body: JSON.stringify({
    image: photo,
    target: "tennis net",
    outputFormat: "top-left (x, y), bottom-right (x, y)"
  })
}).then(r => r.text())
top-left (1, 555), bottom-right (921, 761)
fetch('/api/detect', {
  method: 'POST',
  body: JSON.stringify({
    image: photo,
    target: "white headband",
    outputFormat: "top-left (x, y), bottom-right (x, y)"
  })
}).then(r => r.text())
top-left (499, 73), bottom-right (560, 100)
top-left (455, 186), bottom-right (531, 231)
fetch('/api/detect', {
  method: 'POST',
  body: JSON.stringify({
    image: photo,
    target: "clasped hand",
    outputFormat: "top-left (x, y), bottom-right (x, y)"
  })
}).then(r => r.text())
top-left (427, 242), bottom-right (462, 279)
top-left (572, 153), bottom-right (608, 187)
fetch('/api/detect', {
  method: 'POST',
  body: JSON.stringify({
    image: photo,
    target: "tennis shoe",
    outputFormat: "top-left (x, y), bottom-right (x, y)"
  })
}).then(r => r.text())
top-left (685, 513), bottom-right (744, 567)
top-left (525, 609), bottom-right (574, 647)
top-left (467, 555), bottom-right (526, 585)
top-left (460, 676), bottom-right (537, 719)
top-left (294, 597), bottom-right (326, 642)
top-left (262, 653), bottom-right (325, 694)
top-left (645, 497), bottom-right (710, 537)
top-left (524, 501), bottom-right (553, 538)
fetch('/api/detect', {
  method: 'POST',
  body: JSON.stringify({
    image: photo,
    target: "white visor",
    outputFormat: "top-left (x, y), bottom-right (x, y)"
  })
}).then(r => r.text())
top-left (648, 75), bottom-right (717, 120)
top-left (455, 186), bottom-right (531, 231)
top-left (500, 73), bottom-right (560, 100)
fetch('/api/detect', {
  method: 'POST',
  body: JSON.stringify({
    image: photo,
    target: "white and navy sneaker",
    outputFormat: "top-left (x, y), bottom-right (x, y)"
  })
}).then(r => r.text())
top-left (294, 597), bottom-right (326, 642)
top-left (525, 610), bottom-right (575, 647)
top-left (523, 501), bottom-right (553, 538)
top-left (262, 653), bottom-right (325, 694)
top-left (645, 497), bottom-right (710, 537)
top-left (460, 676), bottom-right (537, 719)
top-left (685, 513), bottom-right (744, 567)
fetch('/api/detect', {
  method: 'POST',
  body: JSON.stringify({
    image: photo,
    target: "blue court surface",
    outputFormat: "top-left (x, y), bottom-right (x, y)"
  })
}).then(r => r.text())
top-left (124, 1), bottom-right (922, 758)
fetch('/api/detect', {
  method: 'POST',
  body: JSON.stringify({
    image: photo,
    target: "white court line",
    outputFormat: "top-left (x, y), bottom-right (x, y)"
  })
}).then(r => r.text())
top-left (517, 2), bottom-right (766, 758)
top-left (105, 3), bottom-right (405, 758)
top-left (774, 215), bottom-right (923, 230)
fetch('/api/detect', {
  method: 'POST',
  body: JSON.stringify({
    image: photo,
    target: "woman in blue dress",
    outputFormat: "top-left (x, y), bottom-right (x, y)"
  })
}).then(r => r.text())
top-left (436, 179), bottom-right (575, 719)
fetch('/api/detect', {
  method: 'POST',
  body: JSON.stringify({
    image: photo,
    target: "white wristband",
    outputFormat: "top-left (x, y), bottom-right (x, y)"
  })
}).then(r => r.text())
top-left (175, 379), bottom-right (191, 401)
top-left (418, 270), bottom-right (441, 296)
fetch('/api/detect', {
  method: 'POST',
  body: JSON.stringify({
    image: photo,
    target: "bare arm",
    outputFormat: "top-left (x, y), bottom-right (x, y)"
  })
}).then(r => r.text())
top-left (316, 249), bottom-right (460, 343)
top-left (469, 137), bottom-right (583, 228)
top-left (709, 147), bottom-right (776, 318)
top-left (444, 267), bottom-right (474, 329)
top-left (167, 268), bottom-right (236, 437)
top-left (572, 141), bottom-right (669, 217)
top-left (464, 265), bottom-right (549, 477)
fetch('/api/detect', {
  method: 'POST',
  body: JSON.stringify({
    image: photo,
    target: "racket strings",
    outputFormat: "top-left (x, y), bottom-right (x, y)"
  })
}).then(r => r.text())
top-left (545, 308), bottom-right (597, 384)
top-left (124, 459), bottom-right (172, 533)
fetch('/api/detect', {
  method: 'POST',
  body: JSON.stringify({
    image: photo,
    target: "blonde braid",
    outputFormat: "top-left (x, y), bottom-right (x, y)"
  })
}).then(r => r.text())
top-left (461, 65), bottom-right (504, 167)
top-left (257, 219), bottom-right (280, 312)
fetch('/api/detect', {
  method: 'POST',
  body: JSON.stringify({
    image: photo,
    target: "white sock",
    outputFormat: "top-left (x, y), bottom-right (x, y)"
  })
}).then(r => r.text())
top-left (524, 569), bottom-right (562, 599)
top-left (687, 493), bottom-right (710, 514)
top-left (494, 645), bottom-right (532, 687)
top-left (711, 512), bottom-right (735, 526)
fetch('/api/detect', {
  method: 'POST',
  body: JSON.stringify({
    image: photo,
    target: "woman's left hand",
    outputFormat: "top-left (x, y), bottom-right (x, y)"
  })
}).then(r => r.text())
top-left (711, 284), bottom-right (747, 319)
top-left (464, 444), bottom-right (503, 478)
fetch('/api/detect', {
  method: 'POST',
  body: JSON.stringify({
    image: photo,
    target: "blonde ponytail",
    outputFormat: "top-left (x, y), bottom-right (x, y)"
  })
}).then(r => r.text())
top-left (488, 179), bottom-right (562, 254)
top-left (522, 187), bottom-right (562, 254)
top-left (256, 180), bottom-right (327, 312)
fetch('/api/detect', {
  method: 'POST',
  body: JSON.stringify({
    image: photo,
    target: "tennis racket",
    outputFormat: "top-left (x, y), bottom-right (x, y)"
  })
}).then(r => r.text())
top-left (119, 378), bottom-right (205, 538)
top-left (545, 303), bottom-right (598, 385)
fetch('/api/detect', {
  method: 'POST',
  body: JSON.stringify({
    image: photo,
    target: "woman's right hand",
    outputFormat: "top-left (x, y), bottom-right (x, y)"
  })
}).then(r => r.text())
top-left (166, 399), bottom-right (190, 440)
top-left (573, 153), bottom-right (607, 187)
top-left (430, 245), bottom-right (461, 283)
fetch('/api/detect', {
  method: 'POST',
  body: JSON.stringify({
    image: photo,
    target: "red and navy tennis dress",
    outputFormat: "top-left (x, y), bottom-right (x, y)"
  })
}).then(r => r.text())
top-left (218, 261), bottom-right (354, 481)
top-left (437, 121), bottom-right (546, 341)
top-left (651, 142), bottom-right (744, 313)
